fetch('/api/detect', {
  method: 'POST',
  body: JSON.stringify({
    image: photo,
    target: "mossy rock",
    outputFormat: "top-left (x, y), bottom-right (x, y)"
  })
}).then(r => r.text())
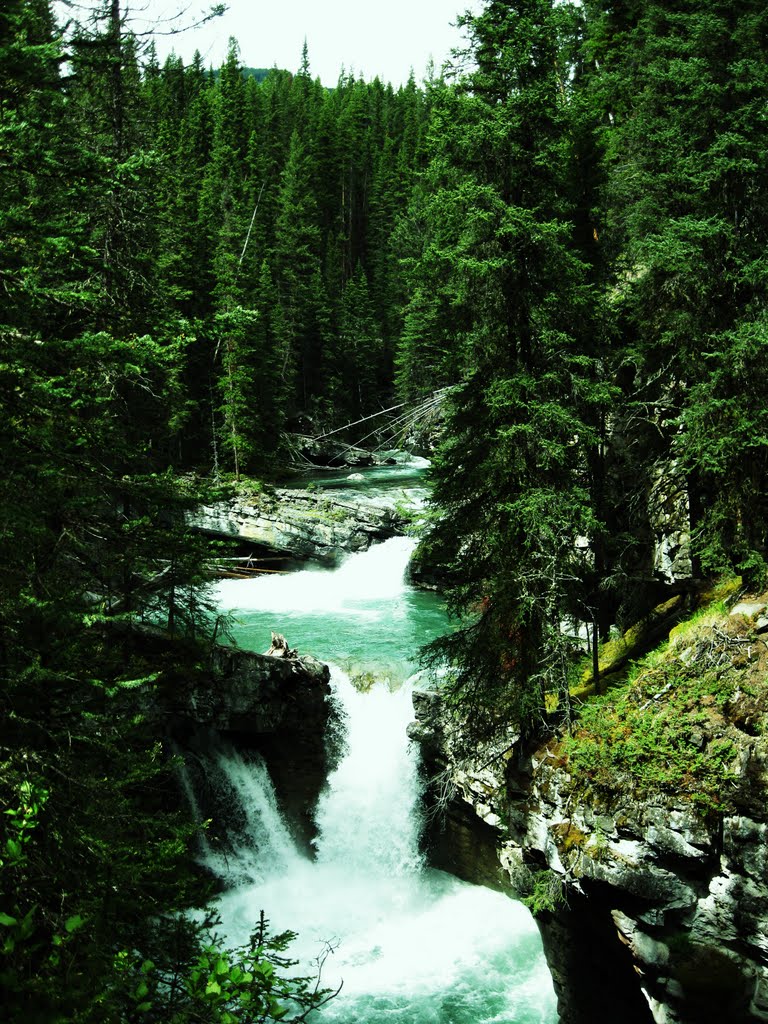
top-left (695, 575), bottom-right (742, 609)
top-left (579, 594), bottom-right (685, 689)
top-left (550, 821), bottom-right (589, 856)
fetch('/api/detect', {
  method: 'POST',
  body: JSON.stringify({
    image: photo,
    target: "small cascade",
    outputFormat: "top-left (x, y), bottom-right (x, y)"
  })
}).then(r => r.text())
top-left (288, 452), bottom-right (431, 503)
top-left (214, 535), bottom-right (418, 615)
top-left (313, 668), bottom-right (424, 879)
top-left (212, 535), bottom-right (443, 682)
top-left (176, 752), bottom-right (219, 868)
top-left (199, 746), bottom-right (305, 886)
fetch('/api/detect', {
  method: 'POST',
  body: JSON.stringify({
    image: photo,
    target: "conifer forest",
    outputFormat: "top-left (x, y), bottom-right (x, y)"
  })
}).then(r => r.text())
top-left (2, 0), bottom-right (768, 1020)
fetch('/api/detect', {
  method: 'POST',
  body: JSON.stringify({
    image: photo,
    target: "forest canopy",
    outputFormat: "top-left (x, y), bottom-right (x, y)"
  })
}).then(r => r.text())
top-left (2, 0), bottom-right (768, 1018)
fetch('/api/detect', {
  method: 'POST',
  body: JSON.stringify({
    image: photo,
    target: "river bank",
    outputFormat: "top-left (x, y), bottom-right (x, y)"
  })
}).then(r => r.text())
top-left (190, 454), bottom-right (430, 568)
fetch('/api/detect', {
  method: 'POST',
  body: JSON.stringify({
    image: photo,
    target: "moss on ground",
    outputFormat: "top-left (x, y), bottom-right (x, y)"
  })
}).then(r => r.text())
top-left (558, 579), bottom-right (768, 814)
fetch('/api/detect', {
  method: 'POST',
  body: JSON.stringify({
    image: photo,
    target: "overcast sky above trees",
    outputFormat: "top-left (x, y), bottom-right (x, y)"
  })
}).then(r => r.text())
top-left (133, 0), bottom-right (474, 84)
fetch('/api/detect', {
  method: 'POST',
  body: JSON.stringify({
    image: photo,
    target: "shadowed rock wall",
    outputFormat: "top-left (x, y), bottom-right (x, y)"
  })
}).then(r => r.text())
top-left (409, 684), bottom-right (768, 1024)
top-left (168, 645), bottom-right (335, 850)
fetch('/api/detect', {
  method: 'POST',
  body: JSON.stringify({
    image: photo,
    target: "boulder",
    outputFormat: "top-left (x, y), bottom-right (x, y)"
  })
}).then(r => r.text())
top-left (192, 487), bottom-right (409, 564)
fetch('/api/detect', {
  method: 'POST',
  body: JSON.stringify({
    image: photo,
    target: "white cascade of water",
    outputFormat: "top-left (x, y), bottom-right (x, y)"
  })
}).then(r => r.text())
top-left (200, 670), bottom-right (555, 1023)
top-left (194, 746), bottom-right (307, 887)
top-left (313, 667), bottom-right (424, 880)
top-left (214, 534), bottom-right (417, 615)
top-left (200, 538), bottom-right (557, 1022)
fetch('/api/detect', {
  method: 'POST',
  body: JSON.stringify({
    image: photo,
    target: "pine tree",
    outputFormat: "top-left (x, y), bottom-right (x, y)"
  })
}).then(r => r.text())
top-left (327, 266), bottom-right (382, 418)
top-left (0, 0), bottom-right (87, 333)
top-left (0, 7), bottom-right (342, 1020)
top-left (199, 38), bottom-right (248, 309)
top-left (272, 129), bottom-right (325, 413)
top-left (585, 0), bottom-right (768, 583)
top-left (415, 0), bottom-right (607, 737)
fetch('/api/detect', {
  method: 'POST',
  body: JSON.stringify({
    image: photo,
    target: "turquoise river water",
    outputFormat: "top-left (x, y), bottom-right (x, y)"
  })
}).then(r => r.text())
top-left (206, 464), bottom-right (558, 1024)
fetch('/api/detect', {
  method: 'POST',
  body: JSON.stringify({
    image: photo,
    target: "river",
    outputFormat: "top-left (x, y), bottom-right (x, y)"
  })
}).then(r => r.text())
top-left (204, 472), bottom-right (557, 1023)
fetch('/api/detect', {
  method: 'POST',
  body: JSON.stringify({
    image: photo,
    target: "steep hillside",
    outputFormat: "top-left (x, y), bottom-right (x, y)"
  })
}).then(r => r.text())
top-left (413, 585), bottom-right (768, 1023)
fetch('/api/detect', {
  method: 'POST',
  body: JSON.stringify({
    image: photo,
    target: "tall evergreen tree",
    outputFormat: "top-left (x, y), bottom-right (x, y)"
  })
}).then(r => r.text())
top-left (272, 129), bottom-right (326, 413)
top-left (415, 0), bottom-right (607, 736)
top-left (585, 0), bottom-right (768, 583)
top-left (327, 265), bottom-right (382, 418)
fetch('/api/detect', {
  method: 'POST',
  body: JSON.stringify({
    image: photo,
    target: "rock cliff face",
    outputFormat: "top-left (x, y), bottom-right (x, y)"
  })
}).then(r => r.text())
top-left (168, 644), bottom-right (335, 850)
top-left (410, 603), bottom-right (768, 1024)
top-left (192, 487), bottom-right (407, 564)
top-left (648, 459), bottom-right (693, 586)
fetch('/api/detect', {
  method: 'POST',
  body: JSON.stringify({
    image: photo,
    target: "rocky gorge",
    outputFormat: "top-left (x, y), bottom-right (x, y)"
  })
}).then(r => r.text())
top-left (409, 595), bottom-right (768, 1024)
top-left (179, 455), bottom-right (768, 1024)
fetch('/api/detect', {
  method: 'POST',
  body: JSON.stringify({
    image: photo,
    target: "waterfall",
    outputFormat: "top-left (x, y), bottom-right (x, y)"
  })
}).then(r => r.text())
top-left (190, 668), bottom-right (555, 1023)
top-left (313, 669), bottom-right (424, 879)
top-left (214, 535), bottom-right (418, 615)
top-left (200, 745), bottom-right (303, 886)
top-left (211, 535), bottom-right (438, 683)
top-left (193, 534), bottom-right (556, 1023)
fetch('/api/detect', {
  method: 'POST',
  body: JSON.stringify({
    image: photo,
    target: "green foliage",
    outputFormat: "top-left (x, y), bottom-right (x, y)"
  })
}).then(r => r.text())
top-left (563, 613), bottom-right (749, 810)
top-left (212, 307), bottom-right (261, 479)
top-left (521, 869), bottom-right (568, 917)
top-left (414, 0), bottom-right (612, 739)
top-left (3, 0), bottom-right (768, 1014)
top-left (109, 915), bottom-right (337, 1023)
top-left (680, 318), bottom-right (768, 584)
top-left (407, 0), bottom-right (768, 750)
top-left (584, 0), bottom-right (768, 584)
top-left (1, 784), bottom-right (47, 873)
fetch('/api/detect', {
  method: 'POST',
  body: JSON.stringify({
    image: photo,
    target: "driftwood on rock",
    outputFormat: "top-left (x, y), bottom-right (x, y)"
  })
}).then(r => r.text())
top-left (263, 632), bottom-right (298, 659)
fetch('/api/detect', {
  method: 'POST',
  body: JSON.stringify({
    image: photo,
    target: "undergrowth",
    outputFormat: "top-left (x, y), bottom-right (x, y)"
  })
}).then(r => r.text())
top-left (561, 590), bottom-right (768, 813)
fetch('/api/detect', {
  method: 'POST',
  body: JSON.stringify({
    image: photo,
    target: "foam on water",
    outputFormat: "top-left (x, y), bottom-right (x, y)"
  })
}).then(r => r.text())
top-left (201, 537), bottom-right (556, 1022)
top-left (214, 536), bottom-right (418, 616)
top-left (201, 668), bottom-right (556, 1023)
top-left (313, 670), bottom-right (424, 877)
top-left (211, 536), bottom-right (447, 682)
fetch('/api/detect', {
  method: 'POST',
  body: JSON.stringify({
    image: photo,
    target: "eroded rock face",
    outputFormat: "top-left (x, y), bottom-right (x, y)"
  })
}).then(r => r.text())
top-left (648, 459), bottom-right (693, 585)
top-left (517, 757), bottom-right (768, 1023)
top-left (169, 645), bottom-right (334, 850)
top-left (192, 488), bottom-right (407, 564)
top-left (411, 686), bottom-right (768, 1024)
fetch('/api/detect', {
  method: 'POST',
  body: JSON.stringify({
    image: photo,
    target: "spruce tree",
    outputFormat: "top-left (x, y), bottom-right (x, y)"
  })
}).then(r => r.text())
top-left (415, 0), bottom-right (607, 736)
top-left (272, 129), bottom-right (326, 414)
top-left (586, 0), bottom-right (768, 583)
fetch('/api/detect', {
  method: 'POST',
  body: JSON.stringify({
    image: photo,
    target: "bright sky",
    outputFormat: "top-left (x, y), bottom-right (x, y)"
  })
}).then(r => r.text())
top-left (131, 0), bottom-right (474, 86)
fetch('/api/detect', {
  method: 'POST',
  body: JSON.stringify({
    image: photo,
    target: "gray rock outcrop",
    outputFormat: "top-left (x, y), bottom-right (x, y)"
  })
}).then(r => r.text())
top-left (411, 665), bottom-right (768, 1024)
top-left (648, 459), bottom-right (693, 585)
top-left (192, 487), bottom-right (407, 564)
top-left (169, 643), bottom-right (335, 851)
